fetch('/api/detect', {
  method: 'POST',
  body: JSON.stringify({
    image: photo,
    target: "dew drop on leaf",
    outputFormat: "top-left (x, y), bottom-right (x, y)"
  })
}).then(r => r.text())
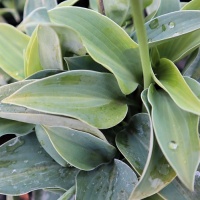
top-left (168, 22), bottom-right (175, 28)
top-left (168, 141), bottom-right (178, 150)
top-left (149, 19), bottom-right (159, 29)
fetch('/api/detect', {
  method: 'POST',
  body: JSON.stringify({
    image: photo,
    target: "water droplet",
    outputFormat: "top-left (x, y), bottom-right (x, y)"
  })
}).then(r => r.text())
top-left (148, 38), bottom-right (152, 43)
top-left (37, 150), bottom-right (42, 154)
top-left (162, 24), bottom-right (166, 32)
top-left (168, 141), bottom-right (178, 150)
top-left (24, 160), bottom-right (29, 164)
top-left (168, 22), bottom-right (175, 28)
top-left (173, 32), bottom-right (180, 37)
top-left (12, 169), bottom-right (17, 174)
top-left (149, 19), bottom-right (159, 29)
top-left (15, 72), bottom-right (19, 76)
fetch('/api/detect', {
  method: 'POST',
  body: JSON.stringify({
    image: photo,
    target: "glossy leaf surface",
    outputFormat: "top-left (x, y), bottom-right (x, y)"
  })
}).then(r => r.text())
top-left (76, 159), bottom-right (138, 200)
top-left (40, 125), bottom-right (116, 170)
top-left (49, 6), bottom-right (142, 94)
top-left (182, 0), bottom-right (200, 10)
top-left (3, 71), bottom-right (128, 129)
top-left (0, 134), bottom-right (79, 195)
top-left (148, 85), bottom-right (200, 190)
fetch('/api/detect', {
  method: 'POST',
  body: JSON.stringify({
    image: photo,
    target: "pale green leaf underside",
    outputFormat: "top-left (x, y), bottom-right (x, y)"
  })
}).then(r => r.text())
top-left (3, 71), bottom-right (128, 129)
top-left (76, 159), bottom-right (138, 200)
top-left (57, 0), bottom-right (79, 7)
top-left (152, 58), bottom-right (200, 115)
top-left (148, 85), bottom-right (200, 190)
top-left (41, 125), bottom-right (116, 170)
top-left (49, 6), bottom-right (142, 94)
top-left (0, 134), bottom-right (79, 195)
top-left (0, 80), bottom-right (107, 141)
top-left (0, 24), bottom-right (29, 80)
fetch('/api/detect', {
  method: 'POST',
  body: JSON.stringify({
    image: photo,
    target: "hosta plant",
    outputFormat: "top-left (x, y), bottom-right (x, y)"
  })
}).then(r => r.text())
top-left (0, 0), bottom-right (200, 199)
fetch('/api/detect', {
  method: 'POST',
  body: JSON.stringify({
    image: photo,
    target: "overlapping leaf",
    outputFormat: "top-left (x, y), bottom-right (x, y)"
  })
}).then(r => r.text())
top-left (0, 24), bottom-right (29, 80)
top-left (0, 134), bottom-right (79, 195)
top-left (152, 58), bottom-right (200, 115)
top-left (39, 125), bottom-right (116, 170)
top-left (0, 80), bottom-right (106, 141)
top-left (76, 159), bottom-right (138, 200)
top-left (35, 125), bottom-right (69, 167)
top-left (2, 71), bottom-right (128, 129)
top-left (49, 6), bottom-right (142, 94)
top-left (148, 84), bottom-right (200, 190)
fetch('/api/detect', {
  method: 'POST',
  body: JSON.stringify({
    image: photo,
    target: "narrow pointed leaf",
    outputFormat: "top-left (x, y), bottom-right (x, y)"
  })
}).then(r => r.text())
top-left (148, 85), bottom-right (200, 190)
top-left (35, 125), bottom-right (69, 167)
top-left (49, 6), bottom-right (142, 94)
top-left (24, 27), bottom-right (43, 77)
top-left (0, 24), bottom-right (29, 80)
top-left (0, 80), bottom-right (107, 141)
top-left (3, 71), bottom-right (128, 129)
top-left (40, 125), bottom-right (116, 170)
top-left (152, 58), bottom-right (200, 115)
top-left (0, 134), bottom-right (79, 195)
top-left (76, 159), bottom-right (138, 200)
top-left (116, 113), bottom-right (151, 174)
top-left (58, 186), bottom-right (75, 200)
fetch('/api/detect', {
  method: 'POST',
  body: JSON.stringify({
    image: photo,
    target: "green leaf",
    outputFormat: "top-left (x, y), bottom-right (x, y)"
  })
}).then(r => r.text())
top-left (129, 128), bottom-right (175, 199)
top-left (148, 84), bottom-right (200, 190)
top-left (57, 0), bottom-right (80, 7)
top-left (3, 71), bottom-right (128, 129)
top-left (160, 165), bottom-right (200, 200)
top-left (35, 125), bottom-right (69, 167)
top-left (23, 0), bottom-right (57, 18)
top-left (156, 29), bottom-right (200, 62)
top-left (64, 55), bottom-right (108, 72)
top-left (0, 24), bottom-right (29, 80)
top-left (184, 76), bottom-right (200, 98)
top-left (152, 58), bottom-right (200, 115)
top-left (49, 6), bottom-right (142, 95)
top-left (0, 80), bottom-right (106, 141)
top-left (19, 7), bottom-right (50, 36)
top-left (182, 0), bottom-right (200, 10)
top-left (143, 0), bottom-right (153, 8)
top-left (0, 134), bottom-right (79, 195)
top-left (37, 25), bottom-right (63, 70)
top-left (39, 125), bottom-right (116, 170)
top-left (24, 27), bottom-right (43, 77)
top-left (133, 11), bottom-right (200, 46)
top-left (76, 159), bottom-right (138, 200)
top-left (154, 0), bottom-right (180, 17)
top-left (58, 186), bottom-right (75, 200)
top-left (0, 118), bottom-right (34, 137)
top-left (183, 48), bottom-right (200, 81)
top-left (116, 113), bottom-right (151, 174)
top-left (103, 0), bottom-right (131, 26)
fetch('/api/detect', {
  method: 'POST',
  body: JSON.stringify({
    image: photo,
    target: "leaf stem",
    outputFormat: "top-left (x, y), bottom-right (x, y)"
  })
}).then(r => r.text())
top-left (98, 0), bottom-right (105, 15)
top-left (130, 0), bottom-right (152, 89)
